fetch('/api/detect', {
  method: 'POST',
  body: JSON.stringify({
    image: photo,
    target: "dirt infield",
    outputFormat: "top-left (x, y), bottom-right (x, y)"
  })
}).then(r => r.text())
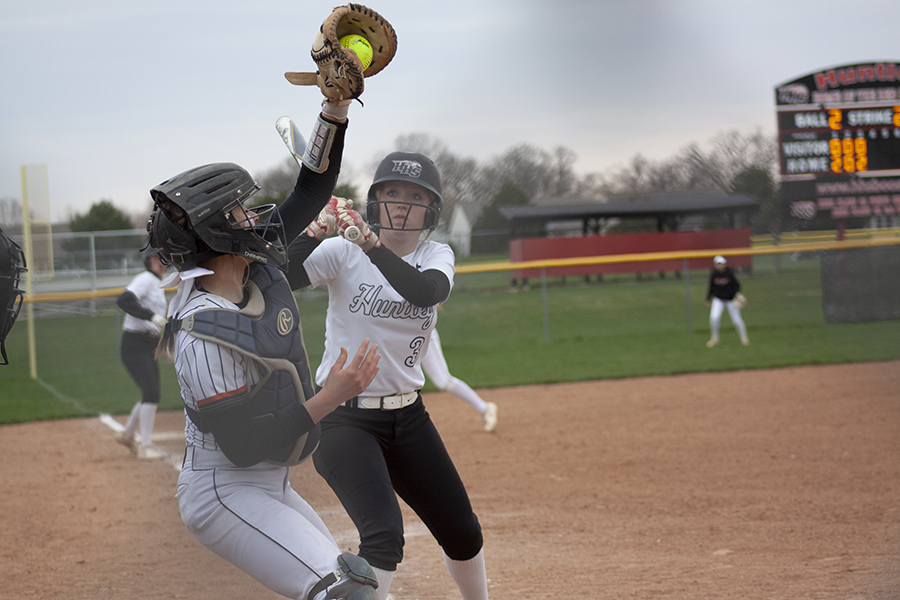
top-left (2, 361), bottom-right (899, 600)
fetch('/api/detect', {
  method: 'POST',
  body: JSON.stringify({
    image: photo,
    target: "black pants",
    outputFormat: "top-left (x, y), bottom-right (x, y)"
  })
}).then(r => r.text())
top-left (120, 331), bottom-right (160, 405)
top-left (313, 397), bottom-right (483, 571)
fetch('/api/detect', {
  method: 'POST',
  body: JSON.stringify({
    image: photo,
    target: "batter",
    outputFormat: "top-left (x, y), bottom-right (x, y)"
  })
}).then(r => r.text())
top-left (115, 248), bottom-right (168, 460)
top-left (287, 152), bottom-right (489, 600)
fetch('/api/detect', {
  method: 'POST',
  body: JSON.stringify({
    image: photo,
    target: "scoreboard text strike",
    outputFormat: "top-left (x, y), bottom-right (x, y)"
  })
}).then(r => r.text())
top-left (775, 62), bottom-right (900, 221)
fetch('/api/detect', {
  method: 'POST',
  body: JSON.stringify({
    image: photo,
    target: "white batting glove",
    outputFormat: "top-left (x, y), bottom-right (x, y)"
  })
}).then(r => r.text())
top-left (305, 196), bottom-right (353, 241)
top-left (151, 314), bottom-right (167, 331)
top-left (337, 208), bottom-right (380, 252)
top-left (321, 98), bottom-right (351, 122)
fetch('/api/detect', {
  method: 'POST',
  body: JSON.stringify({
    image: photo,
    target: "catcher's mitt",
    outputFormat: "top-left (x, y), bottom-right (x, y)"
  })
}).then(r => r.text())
top-left (285, 4), bottom-right (397, 102)
top-left (733, 292), bottom-right (747, 309)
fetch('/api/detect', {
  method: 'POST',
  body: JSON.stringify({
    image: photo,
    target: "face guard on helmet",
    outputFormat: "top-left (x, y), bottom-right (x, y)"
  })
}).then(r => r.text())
top-left (366, 152), bottom-right (442, 232)
top-left (147, 163), bottom-right (287, 271)
top-left (0, 227), bottom-right (27, 366)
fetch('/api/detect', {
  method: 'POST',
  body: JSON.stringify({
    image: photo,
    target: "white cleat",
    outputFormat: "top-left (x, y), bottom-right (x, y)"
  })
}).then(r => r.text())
top-left (482, 402), bottom-right (498, 432)
top-left (115, 431), bottom-right (138, 453)
top-left (137, 445), bottom-right (166, 461)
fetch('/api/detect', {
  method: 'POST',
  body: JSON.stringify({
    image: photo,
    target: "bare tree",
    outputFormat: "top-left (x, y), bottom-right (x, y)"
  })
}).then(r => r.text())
top-left (598, 129), bottom-right (777, 196)
top-left (0, 197), bottom-right (23, 226)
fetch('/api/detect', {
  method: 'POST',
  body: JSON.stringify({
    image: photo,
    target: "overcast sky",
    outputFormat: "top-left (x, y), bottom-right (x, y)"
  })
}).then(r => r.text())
top-left (1, 0), bottom-right (897, 222)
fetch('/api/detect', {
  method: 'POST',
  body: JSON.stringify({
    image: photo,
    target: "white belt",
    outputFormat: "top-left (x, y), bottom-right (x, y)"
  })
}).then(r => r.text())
top-left (347, 391), bottom-right (419, 410)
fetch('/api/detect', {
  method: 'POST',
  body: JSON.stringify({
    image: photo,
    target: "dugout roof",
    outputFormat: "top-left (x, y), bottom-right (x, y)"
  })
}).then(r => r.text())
top-left (498, 191), bottom-right (759, 234)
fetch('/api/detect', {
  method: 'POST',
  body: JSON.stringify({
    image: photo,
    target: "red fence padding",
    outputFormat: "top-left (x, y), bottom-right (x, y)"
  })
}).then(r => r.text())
top-left (509, 229), bottom-right (753, 279)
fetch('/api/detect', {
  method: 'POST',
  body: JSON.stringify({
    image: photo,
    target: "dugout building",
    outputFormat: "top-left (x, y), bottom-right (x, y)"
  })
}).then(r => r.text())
top-left (498, 191), bottom-right (759, 283)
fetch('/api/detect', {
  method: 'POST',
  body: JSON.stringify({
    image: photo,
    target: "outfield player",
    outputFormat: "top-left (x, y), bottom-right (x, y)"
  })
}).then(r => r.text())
top-left (422, 329), bottom-right (498, 432)
top-left (115, 248), bottom-right (168, 460)
top-left (286, 152), bottom-right (489, 600)
top-left (148, 99), bottom-right (383, 600)
top-left (705, 255), bottom-right (749, 347)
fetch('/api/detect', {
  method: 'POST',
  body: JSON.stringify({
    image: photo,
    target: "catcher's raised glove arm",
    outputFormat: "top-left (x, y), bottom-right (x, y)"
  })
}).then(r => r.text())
top-left (285, 4), bottom-right (397, 102)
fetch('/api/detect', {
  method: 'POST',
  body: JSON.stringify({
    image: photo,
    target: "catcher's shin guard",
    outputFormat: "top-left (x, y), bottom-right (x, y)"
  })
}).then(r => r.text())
top-left (308, 553), bottom-right (378, 600)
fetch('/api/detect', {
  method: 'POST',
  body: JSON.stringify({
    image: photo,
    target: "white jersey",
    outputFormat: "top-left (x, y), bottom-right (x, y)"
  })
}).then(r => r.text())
top-left (303, 236), bottom-right (455, 397)
top-left (122, 270), bottom-right (167, 335)
top-left (171, 286), bottom-right (264, 451)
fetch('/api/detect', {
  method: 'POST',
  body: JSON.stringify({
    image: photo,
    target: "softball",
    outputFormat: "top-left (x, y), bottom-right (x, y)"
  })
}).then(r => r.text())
top-left (339, 34), bottom-right (373, 70)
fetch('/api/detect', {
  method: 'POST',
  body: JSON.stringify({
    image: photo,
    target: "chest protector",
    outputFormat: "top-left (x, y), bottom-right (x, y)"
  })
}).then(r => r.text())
top-left (177, 264), bottom-right (318, 466)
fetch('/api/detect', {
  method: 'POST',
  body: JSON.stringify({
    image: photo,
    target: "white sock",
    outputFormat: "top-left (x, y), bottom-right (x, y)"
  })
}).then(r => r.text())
top-left (122, 403), bottom-right (140, 439)
top-left (443, 549), bottom-right (488, 600)
top-left (372, 566), bottom-right (394, 600)
top-left (446, 377), bottom-right (488, 413)
top-left (138, 403), bottom-right (158, 447)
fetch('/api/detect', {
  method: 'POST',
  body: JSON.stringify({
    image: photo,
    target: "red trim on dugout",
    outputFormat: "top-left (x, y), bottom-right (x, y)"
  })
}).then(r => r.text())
top-left (509, 228), bottom-right (753, 279)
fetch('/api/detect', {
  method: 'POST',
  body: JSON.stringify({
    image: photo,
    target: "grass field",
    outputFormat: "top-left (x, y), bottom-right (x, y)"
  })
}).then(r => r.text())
top-left (1, 253), bottom-right (897, 425)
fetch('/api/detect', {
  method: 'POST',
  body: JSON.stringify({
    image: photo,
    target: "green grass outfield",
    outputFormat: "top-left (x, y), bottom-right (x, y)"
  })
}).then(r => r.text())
top-left (1, 254), bottom-right (897, 425)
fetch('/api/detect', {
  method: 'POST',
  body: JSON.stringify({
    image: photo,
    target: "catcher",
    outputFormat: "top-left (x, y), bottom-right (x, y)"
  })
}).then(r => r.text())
top-left (156, 5), bottom-right (396, 600)
top-left (0, 225), bottom-right (27, 366)
top-left (705, 255), bottom-right (750, 347)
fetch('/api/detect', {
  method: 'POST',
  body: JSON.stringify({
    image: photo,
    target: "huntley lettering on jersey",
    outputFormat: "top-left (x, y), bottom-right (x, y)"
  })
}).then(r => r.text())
top-left (349, 283), bottom-right (436, 329)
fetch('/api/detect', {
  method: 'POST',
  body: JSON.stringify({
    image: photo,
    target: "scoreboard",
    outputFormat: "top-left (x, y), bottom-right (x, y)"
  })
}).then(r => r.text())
top-left (775, 62), bottom-right (900, 221)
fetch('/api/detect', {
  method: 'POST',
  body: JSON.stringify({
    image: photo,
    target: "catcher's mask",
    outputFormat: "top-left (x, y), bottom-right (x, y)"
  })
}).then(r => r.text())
top-left (366, 152), bottom-right (442, 232)
top-left (147, 163), bottom-right (287, 272)
top-left (0, 227), bottom-right (27, 366)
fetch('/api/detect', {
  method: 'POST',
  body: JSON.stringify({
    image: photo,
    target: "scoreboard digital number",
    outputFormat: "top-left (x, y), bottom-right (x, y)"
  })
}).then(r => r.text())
top-left (775, 62), bottom-right (900, 222)
top-left (778, 106), bottom-right (900, 176)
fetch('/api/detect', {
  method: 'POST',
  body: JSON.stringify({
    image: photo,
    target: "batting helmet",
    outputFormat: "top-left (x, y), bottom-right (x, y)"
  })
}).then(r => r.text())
top-left (147, 163), bottom-right (287, 271)
top-left (366, 152), bottom-right (442, 232)
top-left (0, 226), bottom-right (27, 366)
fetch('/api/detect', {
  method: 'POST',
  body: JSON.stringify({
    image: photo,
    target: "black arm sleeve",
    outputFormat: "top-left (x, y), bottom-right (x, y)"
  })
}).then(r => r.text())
top-left (276, 117), bottom-right (347, 246)
top-left (285, 234), bottom-right (321, 290)
top-left (366, 245), bottom-right (452, 307)
top-left (202, 400), bottom-right (317, 468)
top-left (117, 290), bottom-right (154, 320)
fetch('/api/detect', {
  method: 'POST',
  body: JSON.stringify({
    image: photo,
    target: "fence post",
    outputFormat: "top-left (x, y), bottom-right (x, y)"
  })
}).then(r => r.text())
top-left (540, 267), bottom-right (550, 342)
top-left (89, 233), bottom-right (97, 314)
top-left (683, 257), bottom-right (692, 332)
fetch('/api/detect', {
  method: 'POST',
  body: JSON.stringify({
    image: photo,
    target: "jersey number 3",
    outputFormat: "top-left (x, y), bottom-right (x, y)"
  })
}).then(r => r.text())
top-left (405, 336), bottom-right (425, 367)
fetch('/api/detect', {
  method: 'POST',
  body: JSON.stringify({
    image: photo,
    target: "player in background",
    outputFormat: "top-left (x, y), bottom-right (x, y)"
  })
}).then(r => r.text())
top-left (0, 225), bottom-right (27, 366)
top-left (286, 152), bottom-right (489, 600)
top-left (148, 99), bottom-right (383, 600)
top-left (422, 329), bottom-right (497, 432)
top-left (115, 248), bottom-right (168, 460)
top-left (705, 255), bottom-right (749, 347)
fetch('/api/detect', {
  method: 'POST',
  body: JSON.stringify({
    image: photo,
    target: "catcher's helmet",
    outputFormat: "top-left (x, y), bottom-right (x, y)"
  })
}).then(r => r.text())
top-left (366, 152), bottom-right (442, 231)
top-left (147, 163), bottom-right (286, 271)
top-left (0, 226), bottom-right (27, 366)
